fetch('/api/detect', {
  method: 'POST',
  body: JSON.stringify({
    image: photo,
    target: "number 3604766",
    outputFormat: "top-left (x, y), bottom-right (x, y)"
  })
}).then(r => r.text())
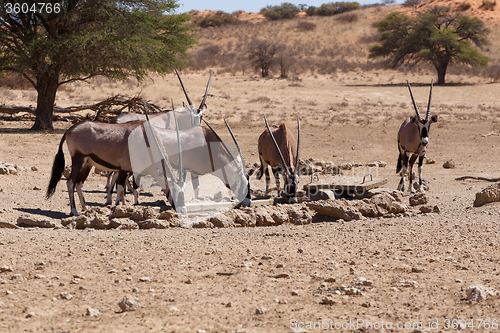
top-left (6, 3), bottom-right (61, 14)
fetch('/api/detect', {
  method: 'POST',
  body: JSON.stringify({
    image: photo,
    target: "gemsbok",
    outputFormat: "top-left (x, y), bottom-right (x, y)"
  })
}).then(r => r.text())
top-left (397, 81), bottom-right (438, 193)
top-left (104, 70), bottom-right (213, 203)
top-left (250, 116), bottom-right (301, 204)
top-left (46, 109), bottom-right (250, 216)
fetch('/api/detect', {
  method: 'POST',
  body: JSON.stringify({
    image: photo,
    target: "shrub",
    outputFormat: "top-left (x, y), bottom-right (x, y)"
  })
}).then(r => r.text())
top-left (335, 12), bottom-right (358, 23)
top-left (261, 3), bottom-right (300, 20)
top-left (458, 2), bottom-right (471, 11)
top-left (194, 11), bottom-right (240, 28)
top-left (296, 21), bottom-right (317, 31)
top-left (403, 0), bottom-right (422, 7)
top-left (306, 2), bottom-right (360, 16)
top-left (0, 73), bottom-right (32, 90)
top-left (480, 0), bottom-right (497, 10)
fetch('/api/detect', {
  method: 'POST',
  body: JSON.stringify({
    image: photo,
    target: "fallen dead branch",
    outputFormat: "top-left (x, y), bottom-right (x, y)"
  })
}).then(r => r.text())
top-left (481, 131), bottom-right (500, 137)
top-left (455, 176), bottom-right (500, 182)
top-left (0, 95), bottom-right (164, 121)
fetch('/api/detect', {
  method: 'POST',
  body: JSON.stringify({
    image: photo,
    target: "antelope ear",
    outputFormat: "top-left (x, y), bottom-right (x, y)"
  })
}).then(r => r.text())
top-left (431, 115), bottom-right (438, 123)
top-left (410, 116), bottom-right (416, 123)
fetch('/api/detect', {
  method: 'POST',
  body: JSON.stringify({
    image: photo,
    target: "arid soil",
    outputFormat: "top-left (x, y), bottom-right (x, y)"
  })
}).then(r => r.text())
top-left (1, 72), bottom-right (500, 332)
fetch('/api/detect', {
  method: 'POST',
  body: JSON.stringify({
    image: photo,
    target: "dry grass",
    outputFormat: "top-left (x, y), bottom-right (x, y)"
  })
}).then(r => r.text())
top-left (187, 3), bottom-right (500, 80)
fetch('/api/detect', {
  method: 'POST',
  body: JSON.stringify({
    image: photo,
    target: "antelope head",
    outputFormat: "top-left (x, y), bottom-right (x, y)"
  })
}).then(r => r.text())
top-left (407, 80), bottom-right (438, 147)
top-left (264, 116), bottom-right (301, 204)
top-left (174, 68), bottom-right (213, 126)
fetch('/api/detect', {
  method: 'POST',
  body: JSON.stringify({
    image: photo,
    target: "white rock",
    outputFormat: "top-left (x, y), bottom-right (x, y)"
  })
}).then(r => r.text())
top-left (466, 285), bottom-right (499, 301)
top-left (118, 296), bottom-right (140, 311)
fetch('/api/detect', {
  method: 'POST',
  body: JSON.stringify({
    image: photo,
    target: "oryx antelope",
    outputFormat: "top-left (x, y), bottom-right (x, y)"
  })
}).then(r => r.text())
top-left (104, 70), bottom-right (213, 203)
top-left (46, 114), bottom-right (250, 216)
top-left (397, 81), bottom-right (438, 193)
top-left (250, 116), bottom-right (301, 204)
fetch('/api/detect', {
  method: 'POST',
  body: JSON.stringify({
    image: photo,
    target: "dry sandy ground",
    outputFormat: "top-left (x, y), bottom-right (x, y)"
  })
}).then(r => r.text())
top-left (0, 72), bottom-right (500, 332)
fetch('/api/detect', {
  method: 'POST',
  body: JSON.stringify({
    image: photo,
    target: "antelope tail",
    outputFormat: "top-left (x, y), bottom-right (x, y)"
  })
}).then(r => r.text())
top-left (396, 153), bottom-right (403, 174)
top-left (46, 133), bottom-right (66, 199)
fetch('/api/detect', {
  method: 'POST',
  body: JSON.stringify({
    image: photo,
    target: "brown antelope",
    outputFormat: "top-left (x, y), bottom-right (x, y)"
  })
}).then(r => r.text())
top-left (250, 116), bottom-right (301, 203)
top-left (397, 81), bottom-right (438, 193)
top-left (104, 70), bottom-right (213, 203)
top-left (46, 111), bottom-right (250, 216)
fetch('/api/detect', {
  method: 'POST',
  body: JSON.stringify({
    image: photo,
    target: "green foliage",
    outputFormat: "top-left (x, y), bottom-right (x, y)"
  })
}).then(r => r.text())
top-left (0, 0), bottom-right (196, 130)
top-left (369, 7), bottom-right (490, 84)
top-left (261, 2), bottom-right (300, 20)
top-left (193, 11), bottom-right (240, 28)
top-left (305, 2), bottom-right (360, 16)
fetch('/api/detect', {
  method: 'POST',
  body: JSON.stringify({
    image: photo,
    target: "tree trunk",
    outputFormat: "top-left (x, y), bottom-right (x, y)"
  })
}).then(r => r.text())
top-left (31, 72), bottom-right (59, 131)
top-left (436, 64), bottom-right (447, 85)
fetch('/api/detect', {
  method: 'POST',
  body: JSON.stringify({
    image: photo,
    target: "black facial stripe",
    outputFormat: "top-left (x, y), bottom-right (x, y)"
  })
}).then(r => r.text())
top-left (421, 127), bottom-right (428, 138)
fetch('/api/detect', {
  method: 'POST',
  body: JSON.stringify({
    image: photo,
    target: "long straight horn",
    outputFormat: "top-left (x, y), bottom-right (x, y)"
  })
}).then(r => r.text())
top-left (172, 99), bottom-right (184, 182)
top-left (202, 118), bottom-right (237, 163)
top-left (264, 115), bottom-right (290, 176)
top-left (407, 81), bottom-right (422, 122)
top-left (425, 80), bottom-right (433, 122)
top-left (223, 117), bottom-right (246, 174)
top-left (174, 67), bottom-right (193, 107)
top-left (293, 116), bottom-right (301, 178)
top-left (198, 71), bottom-right (214, 113)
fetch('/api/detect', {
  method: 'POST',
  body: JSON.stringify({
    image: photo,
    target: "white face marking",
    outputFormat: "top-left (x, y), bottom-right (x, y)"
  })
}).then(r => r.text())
top-left (417, 121), bottom-right (431, 146)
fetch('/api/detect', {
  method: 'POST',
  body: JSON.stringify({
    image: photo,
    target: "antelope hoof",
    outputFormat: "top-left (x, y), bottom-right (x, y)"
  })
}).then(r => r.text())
top-left (176, 206), bottom-right (187, 214)
top-left (70, 208), bottom-right (79, 216)
top-left (241, 198), bottom-right (251, 207)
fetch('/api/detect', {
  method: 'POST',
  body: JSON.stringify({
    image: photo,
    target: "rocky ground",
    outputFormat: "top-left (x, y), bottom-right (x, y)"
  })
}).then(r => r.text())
top-left (1, 72), bottom-right (500, 332)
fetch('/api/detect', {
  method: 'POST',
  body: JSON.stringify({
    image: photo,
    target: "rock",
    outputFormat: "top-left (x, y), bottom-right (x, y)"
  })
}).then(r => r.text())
top-left (0, 164), bottom-right (9, 175)
top-left (209, 214), bottom-right (234, 228)
top-left (420, 205), bottom-right (439, 213)
top-left (116, 220), bottom-right (139, 230)
top-left (409, 193), bottom-right (428, 206)
top-left (287, 207), bottom-right (313, 225)
top-left (307, 199), bottom-right (363, 221)
top-left (399, 279), bottom-right (417, 288)
top-left (60, 292), bottom-right (73, 300)
top-left (474, 183), bottom-right (500, 207)
top-left (118, 296), bottom-right (140, 311)
top-left (0, 222), bottom-right (19, 229)
top-left (136, 219), bottom-right (171, 229)
top-left (466, 285), bottom-right (499, 301)
top-left (61, 215), bottom-right (86, 227)
top-left (272, 273), bottom-right (291, 279)
top-left (86, 307), bottom-right (100, 317)
top-left (443, 160), bottom-right (455, 169)
top-left (425, 157), bottom-right (435, 164)
top-left (320, 296), bottom-right (337, 304)
top-left (193, 220), bottom-right (214, 228)
top-left (17, 215), bottom-right (60, 228)
top-left (344, 287), bottom-right (363, 296)
top-left (255, 208), bottom-right (275, 226)
top-left (270, 211), bottom-right (289, 225)
top-left (111, 205), bottom-right (133, 218)
top-left (255, 306), bottom-right (266, 314)
top-left (411, 266), bottom-right (426, 273)
top-left (90, 215), bottom-right (111, 229)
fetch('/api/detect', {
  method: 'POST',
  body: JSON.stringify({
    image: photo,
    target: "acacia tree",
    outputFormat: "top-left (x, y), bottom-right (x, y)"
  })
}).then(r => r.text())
top-left (0, 0), bottom-right (195, 130)
top-left (369, 7), bottom-right (490, 85)
top-left (248, 39), bottom-right (278, 77)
